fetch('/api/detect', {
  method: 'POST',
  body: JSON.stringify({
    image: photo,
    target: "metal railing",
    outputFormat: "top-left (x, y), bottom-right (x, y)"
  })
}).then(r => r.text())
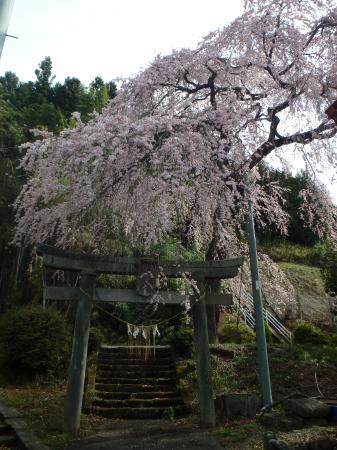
top-left (238, 293), bottom-right (292, 343)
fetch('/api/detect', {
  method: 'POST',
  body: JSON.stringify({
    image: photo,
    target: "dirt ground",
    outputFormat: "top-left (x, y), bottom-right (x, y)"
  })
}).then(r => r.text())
top-left (66, 419), bottom-right (224, 450)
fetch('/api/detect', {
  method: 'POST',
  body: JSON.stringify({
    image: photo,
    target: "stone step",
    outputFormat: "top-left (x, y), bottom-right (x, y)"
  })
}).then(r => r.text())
top-left (93, 346), bottom-right (185, 420)
top-left (97, 357), bottom-right (173, 365)
top-left (97, 369), bottom-right (176, 378)
top-left (101, 345), bottom-right (171, 350)
top-left (90, 405), bottom-right (185, 419)
top-left (92, 397), bottom-right (183, 408)
top-left (97, 359), bottom-right (173, 368)
top-left (95, 376), bottom-right (175, 385)
top-left (99, 347), bottom-right (171, 356)
top-left (97, 363), bottom-right (174, 371)
top-left (95, 390), bottom-right (180, 400)
top-left (95, 383), bottom-right (175, 393)
top-left (97, 355), bottom-right (171, 363)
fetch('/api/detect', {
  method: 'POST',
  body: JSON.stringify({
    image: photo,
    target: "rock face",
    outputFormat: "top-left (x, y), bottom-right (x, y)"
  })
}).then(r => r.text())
top-left (284, 398), bottom-right (330, 419)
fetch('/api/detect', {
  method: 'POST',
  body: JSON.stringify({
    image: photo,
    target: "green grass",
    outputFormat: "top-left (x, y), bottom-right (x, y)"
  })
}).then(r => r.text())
top-left (259, 241), bottom-right (323, 266)
top-left (216, 421), bottom-right (337, 450)
top-left (278, 263), bottom-right (326, 298)
top-left (205, 343), bottom-right (337, 400)
top-left (278, 262), bottom-right (331, 323)
top-left (219, 420), bottom-right (262, 441)
top-left (218, 322), bottom-right (256, 345)
top-left (0, 376), bottom-right (70, 450)
top-left (0, 353), bottom-right (107, 450)
top-left (1, 343), bottom-right (337, 449)
top-left (217, 419), bottom-right (266, 449)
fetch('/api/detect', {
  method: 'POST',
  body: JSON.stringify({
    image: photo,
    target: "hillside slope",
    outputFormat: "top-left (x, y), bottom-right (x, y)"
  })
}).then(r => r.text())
top-left (278, 262), bottom-right (334, 325)
top-left (226, 243), bottom-right (335, 325)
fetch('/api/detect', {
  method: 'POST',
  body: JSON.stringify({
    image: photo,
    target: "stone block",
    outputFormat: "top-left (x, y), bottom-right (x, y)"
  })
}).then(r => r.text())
top-left (259, 412), bottom-right (304, 430)
top-left (263, 431), bottom-right (290, 450)
top-left (215, 393), bottom-right (260, 420)
top-left (284, 398), bottom-right (330, 418)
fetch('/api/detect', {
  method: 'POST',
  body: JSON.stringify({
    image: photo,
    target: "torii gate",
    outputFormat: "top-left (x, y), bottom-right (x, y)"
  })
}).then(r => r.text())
top-left (36, 243), bottom-right (243, 435)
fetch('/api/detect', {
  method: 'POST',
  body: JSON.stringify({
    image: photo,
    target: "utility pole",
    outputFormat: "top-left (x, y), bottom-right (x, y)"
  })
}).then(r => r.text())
top-left (0, 0), bottom-right (15, 59)
top-left (246, 182), bottom-right (273, 407)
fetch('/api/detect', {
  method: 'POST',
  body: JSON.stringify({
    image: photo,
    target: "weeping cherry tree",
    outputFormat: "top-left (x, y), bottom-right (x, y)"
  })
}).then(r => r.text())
top-left (14, 0), bottom-right (337, 337)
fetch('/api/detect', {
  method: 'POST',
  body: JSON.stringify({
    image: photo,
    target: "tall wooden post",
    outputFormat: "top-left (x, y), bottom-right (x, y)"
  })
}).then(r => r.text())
top-left (64, 270), bottom-right (96, 435)
top-left (205, 278), bottom-right (221, 344)
top-left (192, 281), bottom-right (216, 428)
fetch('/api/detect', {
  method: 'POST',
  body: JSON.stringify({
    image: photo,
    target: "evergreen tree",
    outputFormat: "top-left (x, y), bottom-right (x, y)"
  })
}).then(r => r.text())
top-left (256, 168), bottom-right (318, 246)
top-left (54, 77), bottom-right (86, 120)
top-left (320, 242), bottom-right (337, 296)
top-left (89, 76), bottom-right (109, 113)
top-left (0, 57), bottom-right (115, 308)
top-left (34, 56), bottom-right (55, 102)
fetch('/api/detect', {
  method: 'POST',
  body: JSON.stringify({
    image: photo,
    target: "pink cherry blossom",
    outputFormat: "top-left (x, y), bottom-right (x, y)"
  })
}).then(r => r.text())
top-left (14, 0), bottom-right (337, 255)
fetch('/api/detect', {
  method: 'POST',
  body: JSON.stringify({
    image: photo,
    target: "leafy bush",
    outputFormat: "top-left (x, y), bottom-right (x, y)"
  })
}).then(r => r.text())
top-left (0, 305), bottom-right (70, 375)
top-left (88, 326), bottom-right (104, 354)
top-left (292, 322), bottom-right (330, 345)
top-left (162, 406), bottom-right (175, 420)
top-left (319, 241), bottom-right (337, 296)
top-left (219, 322), bottom-right (255, 344)
top-left (328, 334), bottom-right (337, 347)
top-left (168, 327), bottom-right (194, 357)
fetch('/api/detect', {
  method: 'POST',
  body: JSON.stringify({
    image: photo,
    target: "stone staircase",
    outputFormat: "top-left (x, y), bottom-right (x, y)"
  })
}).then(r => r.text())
top-left (90, 345), bottom-right (185, 419)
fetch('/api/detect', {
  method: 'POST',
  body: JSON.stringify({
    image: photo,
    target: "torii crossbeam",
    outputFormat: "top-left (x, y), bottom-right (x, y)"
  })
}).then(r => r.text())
top-left (36, 243), bottom-right (243, 435)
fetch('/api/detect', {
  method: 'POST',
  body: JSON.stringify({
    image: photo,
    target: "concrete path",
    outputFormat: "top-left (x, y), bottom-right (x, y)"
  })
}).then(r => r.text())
top-left (66, 420), bottom-right (225, 450)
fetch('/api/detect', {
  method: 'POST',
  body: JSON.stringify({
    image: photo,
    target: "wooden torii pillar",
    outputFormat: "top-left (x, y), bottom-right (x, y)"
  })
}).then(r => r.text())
top-left (36, 244), bottom-right (243, 435)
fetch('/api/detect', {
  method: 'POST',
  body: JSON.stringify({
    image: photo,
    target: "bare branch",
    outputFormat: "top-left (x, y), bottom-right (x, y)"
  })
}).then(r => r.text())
top-left (247, 121), bottom-right (336, 171)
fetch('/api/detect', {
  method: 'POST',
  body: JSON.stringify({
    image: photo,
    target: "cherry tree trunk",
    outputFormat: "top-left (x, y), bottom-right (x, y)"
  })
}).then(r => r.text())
top-left (205, 230), bottom-right (226, 344)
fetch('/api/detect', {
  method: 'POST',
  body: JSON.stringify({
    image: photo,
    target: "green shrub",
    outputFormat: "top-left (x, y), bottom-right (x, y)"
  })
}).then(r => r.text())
top-left (88, 326), bottom-right (104, 354)
top-left (264, 324), bottom-right (273, 343)
top-left (319, 241), bottom-right (337, 296)
top-left (0, 305), bottom-right (70, 375)
top-left (328, 334), bottom-right (337, 346)
top-left (162, 406), bottom-right (175, 420)
top-left (292, 322), bottom-right (330, 345)
top-left (219, 322), bottom-right (255, 344)
top-left (169, 327), bottom-right (194, 357)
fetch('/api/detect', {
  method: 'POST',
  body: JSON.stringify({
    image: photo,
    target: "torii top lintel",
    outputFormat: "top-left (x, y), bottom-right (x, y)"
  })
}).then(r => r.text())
top-left (36, 243), bottom-right (243, 280)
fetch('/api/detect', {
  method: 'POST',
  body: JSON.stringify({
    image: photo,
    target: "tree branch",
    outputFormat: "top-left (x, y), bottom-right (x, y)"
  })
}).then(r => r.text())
top-left (278, 18), bottom-right (337, 78)
top-left (247, 121), bottom-right (336, 171)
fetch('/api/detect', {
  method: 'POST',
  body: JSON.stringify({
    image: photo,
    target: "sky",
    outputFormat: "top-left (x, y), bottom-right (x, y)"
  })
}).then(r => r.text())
top-left (1, 0), bottom-right (244, 84)
top-left (1, 0), bottom-right (337, 203)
